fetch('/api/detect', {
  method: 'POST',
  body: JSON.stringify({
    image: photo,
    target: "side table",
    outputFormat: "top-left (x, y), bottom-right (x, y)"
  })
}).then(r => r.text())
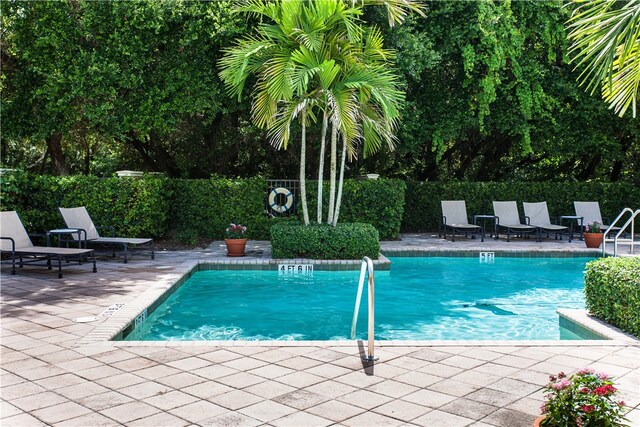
top-left (559, 216), bottom-right (584, 241)
top-left (473, 215), bottom-right (497, 240)
top-left (47, 228), bottom-right (86, 248)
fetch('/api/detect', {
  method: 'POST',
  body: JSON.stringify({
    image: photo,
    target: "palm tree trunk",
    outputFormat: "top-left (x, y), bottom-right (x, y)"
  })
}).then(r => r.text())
top-left (300, 109), bottom-right (310, 226)
top-left (326, 123), bottom-right (338, 224)
top-left (317, 112), bottom-right (328, 224)
top-left (332, 134), bottom-right (348, 226)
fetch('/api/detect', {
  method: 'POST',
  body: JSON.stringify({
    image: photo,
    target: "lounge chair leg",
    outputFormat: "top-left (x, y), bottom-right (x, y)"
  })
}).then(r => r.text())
top-left (47, 255), bottom-right (52, 270)
top-left (92, 252), bottom-right (97, 273)
top-left (11, 253), bottom-right (16, 275)
top-left (151, 245), bottom-right (155, 260)
top-left (452, 230), bottom-right (456, 242)
top-left (57, 256), bottom-right (63, 278)
top-left (123, 244), bottom-right (128, 263)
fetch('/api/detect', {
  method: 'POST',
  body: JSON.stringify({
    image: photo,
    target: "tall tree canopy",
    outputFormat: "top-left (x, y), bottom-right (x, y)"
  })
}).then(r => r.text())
top-left (2, 0), bottom-right (638, 183)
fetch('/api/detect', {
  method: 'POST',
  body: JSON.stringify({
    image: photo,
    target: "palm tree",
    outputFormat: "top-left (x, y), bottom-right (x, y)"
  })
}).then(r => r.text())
top-left (567, 0), bottom-right (640, 117)
top-left (219, 0), bottom-right (364, 225)
top-left (219, 0), bottom-right (423, 227)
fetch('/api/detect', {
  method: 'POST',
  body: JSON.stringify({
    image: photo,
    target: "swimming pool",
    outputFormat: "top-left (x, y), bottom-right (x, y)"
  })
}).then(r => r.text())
top-left (125, 256), bottom-right (593, 341)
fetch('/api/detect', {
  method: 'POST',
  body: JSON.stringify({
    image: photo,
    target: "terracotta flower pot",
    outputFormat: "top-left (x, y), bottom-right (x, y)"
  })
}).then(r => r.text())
top-left (583, 232), bottom-right (603, 248)
top-left (533, 415), bottom-right (545, 427)
top-left (225, 238), bottom-right (247, 257)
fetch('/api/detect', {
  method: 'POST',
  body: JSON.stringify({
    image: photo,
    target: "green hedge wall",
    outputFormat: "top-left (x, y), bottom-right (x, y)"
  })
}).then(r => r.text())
top-left (304, 179), bottom-right (406, 239)
top-left (168, 177), bottom-right (285, 240)
top-left (0, 172), bottom-right (169, 237)
top-left (584, 257), bottom-right (640, 337)
top-left (3, 172), bottom-right (637, 242)
top-left (402, 181), bottom-right (640, 232)
top-left (271, 222), bottom-right (380, 259)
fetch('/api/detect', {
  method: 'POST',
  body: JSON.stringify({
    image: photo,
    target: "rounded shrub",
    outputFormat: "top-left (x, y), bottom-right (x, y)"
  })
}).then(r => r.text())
top-left (271, 222), bottom-right (380, 260)
top-left (584, 257), bottom-right (640, 337)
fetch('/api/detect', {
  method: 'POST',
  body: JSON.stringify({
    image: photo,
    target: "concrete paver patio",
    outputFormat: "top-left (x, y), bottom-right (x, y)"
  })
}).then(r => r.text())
top-left (1, 234), bottom-right (638, 426)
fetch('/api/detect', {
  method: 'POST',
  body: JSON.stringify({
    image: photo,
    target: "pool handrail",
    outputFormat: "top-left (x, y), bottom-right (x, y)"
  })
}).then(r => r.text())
top-left (351, 256), bottom-right (378, 362)
top-left (602, 208), bottom-right (639, 256)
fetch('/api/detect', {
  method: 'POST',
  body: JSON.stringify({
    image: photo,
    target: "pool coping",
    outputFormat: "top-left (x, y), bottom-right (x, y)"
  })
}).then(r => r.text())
top-left (78, 250), bottom-right (637, 348)
top-left (558, 309), bottom-right (639, 342)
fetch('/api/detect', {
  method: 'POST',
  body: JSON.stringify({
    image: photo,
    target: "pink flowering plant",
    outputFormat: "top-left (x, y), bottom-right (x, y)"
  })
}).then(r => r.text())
top-left (540, 369), bottom-right (628, 426)
top-left (225, 223), bottom-right (247, 239)
top-left (586, 221), bottom-right (602, 233)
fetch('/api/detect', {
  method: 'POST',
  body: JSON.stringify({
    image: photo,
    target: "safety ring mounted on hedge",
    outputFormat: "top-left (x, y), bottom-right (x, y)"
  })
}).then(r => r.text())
top-left (269, 187), bottom-right (294, 213)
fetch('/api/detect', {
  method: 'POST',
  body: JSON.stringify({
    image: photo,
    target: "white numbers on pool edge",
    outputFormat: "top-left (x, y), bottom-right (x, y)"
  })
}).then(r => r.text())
top-left (278, 264), bottom-right (314, 275)
top-left (479, 252), bottom-right (495, 263)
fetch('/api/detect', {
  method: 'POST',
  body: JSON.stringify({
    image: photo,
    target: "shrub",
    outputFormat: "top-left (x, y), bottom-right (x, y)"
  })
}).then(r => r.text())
top-left (402, 181), bottom-right (640, 232)
top-left (584, 257), bottom-right (640, 337)
top-left (305, 179), bottom-right (406, 239)
top-left (0, 171), bottom-right (169, 237)
top-left (168, 177), bottom-right (283, 240)
top-left (271, 222), bottom-right (380, 259)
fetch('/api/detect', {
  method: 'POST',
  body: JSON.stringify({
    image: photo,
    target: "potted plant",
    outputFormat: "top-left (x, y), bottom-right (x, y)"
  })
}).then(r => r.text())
top-left (536, 369), bottom-right (628, 426)
top-left (225, 223), bottom-right (247, 257)
top-left (583, 221), bottom-right (603, 248)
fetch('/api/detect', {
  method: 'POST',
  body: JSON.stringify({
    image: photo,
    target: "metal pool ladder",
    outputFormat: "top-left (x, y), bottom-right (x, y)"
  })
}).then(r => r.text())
top-left (351, 256), bottom-right (378, 362)
top-left (602, 208), bottom-right (640, 256)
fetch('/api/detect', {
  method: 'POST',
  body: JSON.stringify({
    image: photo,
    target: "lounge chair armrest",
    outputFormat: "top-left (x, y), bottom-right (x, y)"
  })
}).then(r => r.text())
top-left (0, 236), bottom-right (16, 253)
top-left (524, 216), bottom-right (531, 225)
top-left (441, 215), bottom-right (447, 226)
top-left (96, 226), bottom-right (116, 237)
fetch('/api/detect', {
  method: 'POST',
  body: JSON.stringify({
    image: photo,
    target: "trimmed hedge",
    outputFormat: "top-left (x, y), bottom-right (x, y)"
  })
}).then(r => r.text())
top-left (271, 222), bottom-right (380, 259)
top-left (168, 177), bottom-right (285, 240)
top-left (305, 179), bottom-right (406, 239)
top-left (3, 172), bottom-right (637, 244)
top-left (0, 171), bottom-right (168, 237)
top-left (584, 257), bottom-right (640, 337)
top-left (402, 181), bottom-right (640, 232)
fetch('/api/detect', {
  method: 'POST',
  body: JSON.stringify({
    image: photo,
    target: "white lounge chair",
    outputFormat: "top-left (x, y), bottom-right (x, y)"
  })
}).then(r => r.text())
top-left (59, 207), bottom-right (154, 263)
top-left (574, 201), bottom-right (620, 233)
top-left (440, 201), bottom-right (484, 242)
top-left (0, 211), bottom-right (96, 278)
top-left (523, 202), bottom-right (570, 242)
top-left (493, 201), bottom-right (536, 242)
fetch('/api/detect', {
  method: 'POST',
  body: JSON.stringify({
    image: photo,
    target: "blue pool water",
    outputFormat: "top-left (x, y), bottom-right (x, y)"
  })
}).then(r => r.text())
top-left (126, 257), bottom-right (593, 341)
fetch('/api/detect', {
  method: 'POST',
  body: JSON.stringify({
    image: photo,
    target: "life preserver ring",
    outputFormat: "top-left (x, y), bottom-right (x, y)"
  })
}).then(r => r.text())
top-left (269, 187), bottom-right (294, 213)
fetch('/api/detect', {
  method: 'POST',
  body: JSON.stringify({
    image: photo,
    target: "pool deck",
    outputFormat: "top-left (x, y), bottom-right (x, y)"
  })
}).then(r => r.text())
top-left (1, 234), bottom-right (638, 427)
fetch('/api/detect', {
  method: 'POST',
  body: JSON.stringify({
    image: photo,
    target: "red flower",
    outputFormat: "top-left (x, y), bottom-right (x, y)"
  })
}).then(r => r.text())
top-left (594, 384), bottom-right (616, 396)
top-left (582, 405), bottom-right (595, 413)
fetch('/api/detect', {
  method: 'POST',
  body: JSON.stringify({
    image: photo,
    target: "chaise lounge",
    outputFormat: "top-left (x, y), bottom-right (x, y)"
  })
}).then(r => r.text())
top-left (493, 201), bottom-right (536, 242)
top-left (59, 207), bottom-right (155, 263)
top-left (0, 211), bottom-right (97, 278)
top-left (523, 201), bottom-right (570, 242)
top-left (574, 201), bottom-right (620, 233)
top-left (440, 200), bottom-right (484, 242)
